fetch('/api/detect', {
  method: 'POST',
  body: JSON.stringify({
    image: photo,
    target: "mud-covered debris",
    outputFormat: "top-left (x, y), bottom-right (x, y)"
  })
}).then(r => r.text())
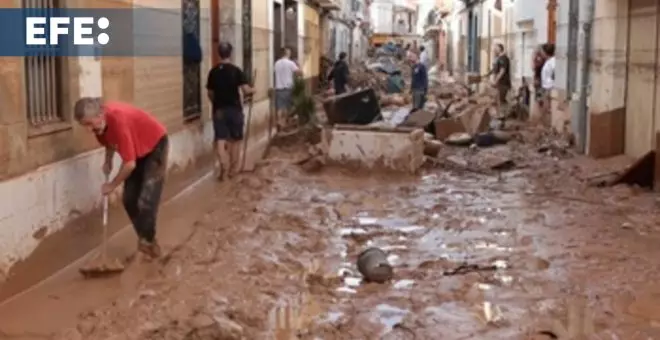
top-left (473, 131), bottom-right (513, 148)
top-left (536, 330), bottom-right (558, 339)
top-left (443, 263), bottom-right (497, 276)
top-left (445, 132), bottom-right (473, 146)
top-left (357, 247), bottom-right (394, 283)
top-left (445, 155), bottom-right (469, 168)
top-left (423, 140), bottom-right (443, 157)
top-left (241, 177), bottom-right (264, 190)
top-left (300, 156), bottom-right (325, 173)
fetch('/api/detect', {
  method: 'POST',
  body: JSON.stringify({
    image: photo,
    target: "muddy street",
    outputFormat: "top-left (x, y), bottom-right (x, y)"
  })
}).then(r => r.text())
top-left (2, 143), bottom-right (660, 339)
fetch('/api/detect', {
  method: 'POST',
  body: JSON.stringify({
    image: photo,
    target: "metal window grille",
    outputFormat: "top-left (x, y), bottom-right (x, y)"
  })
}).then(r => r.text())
top-left (23, 0), bottom-right (64, 126)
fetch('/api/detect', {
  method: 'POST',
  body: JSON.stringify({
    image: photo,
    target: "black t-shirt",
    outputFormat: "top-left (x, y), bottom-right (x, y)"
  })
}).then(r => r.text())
top-left (493, 54), bottom-right (512, 88)
top-left (329, 60), bottom-right (349, 90)
top-left (205, 63), bottom-right (248, 109)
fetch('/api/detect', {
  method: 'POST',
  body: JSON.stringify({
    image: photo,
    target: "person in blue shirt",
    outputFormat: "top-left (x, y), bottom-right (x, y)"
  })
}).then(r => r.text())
top-left (409, 52), bottom-right (428, 110)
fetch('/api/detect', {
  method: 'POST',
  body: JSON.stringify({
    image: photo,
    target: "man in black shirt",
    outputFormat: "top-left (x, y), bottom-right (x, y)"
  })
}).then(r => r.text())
top-left (206, 42), bottom-right (254, 181)
top-left (328, 51), bottom-right (350, 95)
top-left (488, 43), bottom-right (512, 114)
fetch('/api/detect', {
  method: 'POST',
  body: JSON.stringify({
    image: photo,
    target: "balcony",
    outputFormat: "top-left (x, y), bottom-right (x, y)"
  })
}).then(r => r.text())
top-left (317, 0), bottom-right (340, 11)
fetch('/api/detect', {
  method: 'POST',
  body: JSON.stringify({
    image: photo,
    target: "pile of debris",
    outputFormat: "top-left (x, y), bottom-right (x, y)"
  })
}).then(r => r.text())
top-left (314, 54), bottom-right (547, 174)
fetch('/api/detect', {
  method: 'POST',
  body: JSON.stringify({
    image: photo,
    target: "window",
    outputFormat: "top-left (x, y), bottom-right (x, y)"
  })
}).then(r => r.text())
top-left (23, 0), bottom-right (65, 126)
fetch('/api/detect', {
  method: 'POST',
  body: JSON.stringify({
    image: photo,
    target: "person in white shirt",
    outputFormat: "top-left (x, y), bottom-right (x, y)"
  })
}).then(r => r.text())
top-left (419, 45), bottom-right (430, 67)
top-left (540, 43), bottom-right (556, 115)
top-left (274, 47), bottom-right (301, 130)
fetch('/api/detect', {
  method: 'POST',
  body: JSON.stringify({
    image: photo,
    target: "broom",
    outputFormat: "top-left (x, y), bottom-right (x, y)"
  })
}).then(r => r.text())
top-left (79, 174), bottom-right (125, 278)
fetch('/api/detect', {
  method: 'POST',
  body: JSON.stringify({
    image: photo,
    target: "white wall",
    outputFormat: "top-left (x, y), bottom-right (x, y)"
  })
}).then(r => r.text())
top-left (513, 0), bottom-right (548, 34)
top-left (415, 0), bottom-right (434, 35)
top-left (512, 0), bottom-right (547, 81)
top-left (370, 0), bottom-right (394, 34)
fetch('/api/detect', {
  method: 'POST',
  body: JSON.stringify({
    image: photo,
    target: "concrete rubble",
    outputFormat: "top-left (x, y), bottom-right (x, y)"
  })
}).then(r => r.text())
top-left (316, 57), bottom-right (534, 174)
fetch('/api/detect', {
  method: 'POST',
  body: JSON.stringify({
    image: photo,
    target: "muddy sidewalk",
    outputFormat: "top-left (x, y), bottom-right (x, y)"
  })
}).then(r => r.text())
top-left (3, 143), bottom-right (660, 339)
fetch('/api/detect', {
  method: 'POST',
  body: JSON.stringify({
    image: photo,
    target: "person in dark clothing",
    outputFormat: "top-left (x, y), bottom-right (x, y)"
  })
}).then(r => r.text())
top-left (532, 45), bottom-right (546, 101)
top-left (74, 98), bottom-right (169, 259)
top-left (409, 52), bottom-right (428, 110)
top-left (205, 42), bottom-right (255, 181)
top-left (328, 52), bottom-right (350, 95)
top-left (488, 43), bottom-right (512, 112)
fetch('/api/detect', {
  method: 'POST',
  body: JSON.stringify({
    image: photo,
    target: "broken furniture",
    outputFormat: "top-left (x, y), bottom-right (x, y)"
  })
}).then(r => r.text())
top-left (323, 88), bottom-right (380, 125)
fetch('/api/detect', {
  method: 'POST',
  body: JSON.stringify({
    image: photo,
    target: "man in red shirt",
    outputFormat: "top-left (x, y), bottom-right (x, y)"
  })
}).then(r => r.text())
top-left (74, 98), bottom-right (168, 259)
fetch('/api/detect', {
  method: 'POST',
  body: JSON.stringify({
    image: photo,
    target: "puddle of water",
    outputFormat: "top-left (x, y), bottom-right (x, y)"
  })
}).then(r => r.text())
top-left (396, 225), bottom-right (425, 233)
top-left (343, 276), bottom-right (362, 288)
top-left (339, 227), bottom-right (368, 236)
top-left (494, 272), bottom-right (514, 285)
top-left (336, 286), bottom-right (357, 294)
top-left (493, 259), bottom-right (509, 269)
top-left (474, 240), bottom-right (513, 252)
top-left (393, 279), bottom-right (415, 290)
top-left (372, 304), bottom-right (409, 330)
top-left (477, 283), bottom-right (493, 290)
top-left (324, 311), bottom-right (344, 323)
top-left (380, 244), bottom-right (407, 251)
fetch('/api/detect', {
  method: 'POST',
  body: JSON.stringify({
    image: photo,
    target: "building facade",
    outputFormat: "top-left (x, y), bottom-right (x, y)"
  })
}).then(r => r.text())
top-left (444, 0), bottom-right (660, 175)
top-left (446, 0), bottom-right (506, 77)
top-left (369, 0), bottom-right (420, 47)
top-left (320, 0), bottom-right (370, 63)
top-left (420, 0), bottom-right (452, 69)
top-left (0, 0), bottom-right (277, 277)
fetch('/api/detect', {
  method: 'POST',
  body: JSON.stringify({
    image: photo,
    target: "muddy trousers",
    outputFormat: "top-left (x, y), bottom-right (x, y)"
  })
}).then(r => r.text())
top-left (122, 136), bottom-right (169, 243)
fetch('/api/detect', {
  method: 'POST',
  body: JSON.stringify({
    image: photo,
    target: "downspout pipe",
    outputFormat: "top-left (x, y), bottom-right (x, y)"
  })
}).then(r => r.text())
top-left (577, 0), bottom-right (595, 153)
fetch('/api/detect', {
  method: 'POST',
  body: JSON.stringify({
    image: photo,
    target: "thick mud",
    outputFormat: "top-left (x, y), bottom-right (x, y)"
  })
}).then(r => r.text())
top-left (2, 142), bottom-right (660, 339)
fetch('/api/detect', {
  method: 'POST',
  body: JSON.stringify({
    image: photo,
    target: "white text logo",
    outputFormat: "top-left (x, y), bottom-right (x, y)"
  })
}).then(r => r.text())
top-left (25, 16), bottom-right (110, 46)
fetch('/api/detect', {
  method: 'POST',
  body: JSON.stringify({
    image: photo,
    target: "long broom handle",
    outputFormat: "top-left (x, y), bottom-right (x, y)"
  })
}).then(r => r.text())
top-left (102, 174), bottom-right (109, 261)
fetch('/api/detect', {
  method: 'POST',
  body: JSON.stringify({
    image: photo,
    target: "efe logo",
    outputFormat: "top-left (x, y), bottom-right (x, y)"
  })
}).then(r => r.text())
top-left (25, 16), bottom-right (110, 46)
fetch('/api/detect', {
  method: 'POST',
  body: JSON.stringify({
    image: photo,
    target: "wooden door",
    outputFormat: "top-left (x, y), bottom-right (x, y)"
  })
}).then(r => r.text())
top-left (547, 0), bottom-right (556, 43)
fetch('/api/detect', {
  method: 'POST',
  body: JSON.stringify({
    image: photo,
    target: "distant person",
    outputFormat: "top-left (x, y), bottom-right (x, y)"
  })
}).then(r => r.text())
top-left (532, 45), bottom-right (547, 103)
top-left (419, 45), bottom-right (430, 67)
top-left (409, 52), bottom-right (428, 110)
top-left (274, 47), bottom-right (302, 130)
top-left (386, 70), bottom-right (405, 94)
top-left (206, 42), bottom-right (255, 181)
top-left (74, 98), bottom-right (168, 259)
top-left (328, 52), bottom-right (350, 95)
top-left (405, 43), bottom-right (414, 60)
top-left (488, 43), bottom-right (512, 112)
top-left (540, 43), bottom-right (556, 114)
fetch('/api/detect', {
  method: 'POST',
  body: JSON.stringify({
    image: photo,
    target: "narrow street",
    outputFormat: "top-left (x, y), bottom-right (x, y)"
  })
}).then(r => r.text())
top-left (2, 0), bottom-right (660, 339)
top-left (1, 139), bottom-right (660, 339)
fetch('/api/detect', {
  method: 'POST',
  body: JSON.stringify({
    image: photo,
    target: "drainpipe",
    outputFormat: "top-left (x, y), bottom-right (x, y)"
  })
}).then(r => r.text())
top-left (576, 0), bottom-right (595, 153)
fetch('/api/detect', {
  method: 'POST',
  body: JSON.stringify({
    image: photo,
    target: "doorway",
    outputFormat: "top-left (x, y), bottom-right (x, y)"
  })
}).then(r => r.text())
top-left (274, 2), bottom-right (283, 64)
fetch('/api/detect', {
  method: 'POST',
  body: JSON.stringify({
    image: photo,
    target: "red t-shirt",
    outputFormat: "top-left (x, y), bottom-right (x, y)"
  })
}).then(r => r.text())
top-left (96, 102), bottom-right (166, 162)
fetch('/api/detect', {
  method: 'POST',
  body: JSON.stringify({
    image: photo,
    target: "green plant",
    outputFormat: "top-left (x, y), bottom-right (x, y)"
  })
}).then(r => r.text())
top-left (291, 77), bottom-right (316, 126)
